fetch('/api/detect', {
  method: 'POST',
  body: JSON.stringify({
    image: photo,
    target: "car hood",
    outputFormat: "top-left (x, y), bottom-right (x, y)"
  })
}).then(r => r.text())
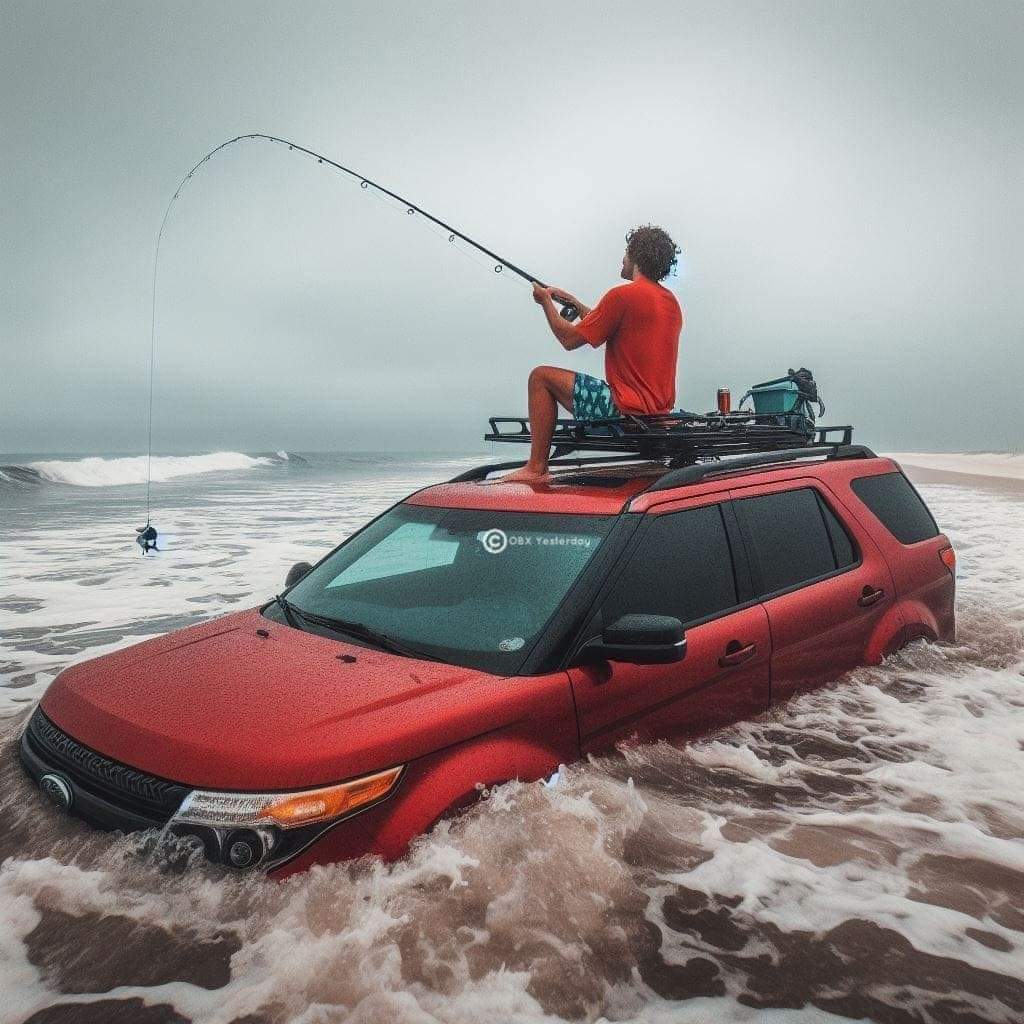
top-left (40, 608), bottom-right (508, 790)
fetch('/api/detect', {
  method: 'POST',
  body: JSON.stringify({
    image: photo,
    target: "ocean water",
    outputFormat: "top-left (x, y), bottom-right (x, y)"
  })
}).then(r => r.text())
top-left (0, 451), bottom-right (1022, 1024)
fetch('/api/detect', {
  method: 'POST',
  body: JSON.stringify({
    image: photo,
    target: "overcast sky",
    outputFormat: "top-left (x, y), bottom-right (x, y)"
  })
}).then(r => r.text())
top-left (2, 1), bottom-right (1021, 454)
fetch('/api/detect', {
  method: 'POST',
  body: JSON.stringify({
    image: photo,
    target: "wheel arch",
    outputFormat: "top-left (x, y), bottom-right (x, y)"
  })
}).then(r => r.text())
top-left (273, 724), bottom-right (572, 874)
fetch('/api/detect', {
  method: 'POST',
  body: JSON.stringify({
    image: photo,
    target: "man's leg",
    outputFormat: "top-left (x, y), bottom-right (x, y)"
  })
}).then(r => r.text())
top-left (501, 366), bottom-right (576, 481)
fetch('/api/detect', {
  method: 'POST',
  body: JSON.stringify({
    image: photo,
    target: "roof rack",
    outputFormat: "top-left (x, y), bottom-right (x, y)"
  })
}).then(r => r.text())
top-left (449, 414), bottom-right (868, 485)
top-left (449, 444), bottom-right (876, 487)
top-left (485, 411), bottom-right (854, 462)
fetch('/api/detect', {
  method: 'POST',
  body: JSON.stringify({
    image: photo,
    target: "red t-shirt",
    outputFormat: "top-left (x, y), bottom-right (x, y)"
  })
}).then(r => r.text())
top-left (575, 276), bottom-right (683, 414)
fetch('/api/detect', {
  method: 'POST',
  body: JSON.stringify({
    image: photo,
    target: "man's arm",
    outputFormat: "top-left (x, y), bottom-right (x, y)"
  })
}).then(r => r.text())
top-left (532, 283), bottom-right (590, 351)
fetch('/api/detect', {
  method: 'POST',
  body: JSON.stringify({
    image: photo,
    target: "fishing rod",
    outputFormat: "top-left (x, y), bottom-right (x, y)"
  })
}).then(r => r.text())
top-left (152, 134), bottom-right (584, 313)
top-left (138, 133), bottom-right (580, 547)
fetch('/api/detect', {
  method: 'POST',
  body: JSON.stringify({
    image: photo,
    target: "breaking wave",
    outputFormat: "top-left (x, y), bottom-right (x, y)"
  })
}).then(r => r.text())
top-left (1, 452), bottom-right (274, 488)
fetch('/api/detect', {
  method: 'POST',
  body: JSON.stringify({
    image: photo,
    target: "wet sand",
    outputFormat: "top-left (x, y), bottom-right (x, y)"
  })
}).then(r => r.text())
top-left (899, 461), bottom-right (1024, 497)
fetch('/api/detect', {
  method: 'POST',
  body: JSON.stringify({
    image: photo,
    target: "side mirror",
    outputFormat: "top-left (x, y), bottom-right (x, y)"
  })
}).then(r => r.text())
top-left (573, 613), bottom-right (686, 666)
top-left (285, 561), bottom-right (314, 589)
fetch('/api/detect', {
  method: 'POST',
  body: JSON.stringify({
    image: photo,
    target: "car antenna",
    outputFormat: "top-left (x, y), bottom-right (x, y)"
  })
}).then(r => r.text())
top-left (138, 134), bottom-right (581, 549)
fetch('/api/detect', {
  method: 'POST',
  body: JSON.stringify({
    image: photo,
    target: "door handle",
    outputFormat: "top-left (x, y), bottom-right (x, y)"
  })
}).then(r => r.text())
top-left (719, 641), bottom-right (757, 668)
top-left (857, 586), bottom-right (885, 608)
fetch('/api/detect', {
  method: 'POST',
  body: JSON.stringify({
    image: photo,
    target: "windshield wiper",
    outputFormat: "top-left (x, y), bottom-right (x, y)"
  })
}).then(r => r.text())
top-left (285, 606), bottom-right (442, 662)
top-left (272, 593), bottom-right (301, 629)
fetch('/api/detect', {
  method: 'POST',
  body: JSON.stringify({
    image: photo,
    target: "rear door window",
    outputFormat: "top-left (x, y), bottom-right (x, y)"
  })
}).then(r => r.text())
top-left (851, 472), bottom-right (939, 544)
top-left (601, 503), bottom-right (738, 626)
top-left (733, 487), bottom-right (844, 596)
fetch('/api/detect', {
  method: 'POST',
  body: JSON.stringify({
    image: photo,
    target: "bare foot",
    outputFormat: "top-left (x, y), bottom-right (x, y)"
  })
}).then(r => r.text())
top-left (500, 465), bottom-right (551, 483)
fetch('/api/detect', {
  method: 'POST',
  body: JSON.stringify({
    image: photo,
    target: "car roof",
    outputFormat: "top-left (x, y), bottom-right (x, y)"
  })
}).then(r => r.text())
top-left (407, 450), bottom-right (895, 516)
top-left (408, 461), bottom-right (663, 515)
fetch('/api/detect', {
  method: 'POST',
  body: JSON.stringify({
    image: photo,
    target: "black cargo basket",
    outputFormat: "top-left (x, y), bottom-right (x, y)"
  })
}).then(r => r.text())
top-left (484, 410), bottom-right (853, 464)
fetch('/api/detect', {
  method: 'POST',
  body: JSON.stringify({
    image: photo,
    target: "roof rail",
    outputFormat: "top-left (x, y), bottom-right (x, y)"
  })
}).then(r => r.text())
top-left (449, 454), bottom-right (651, 483)
top-left (642, 444), bottom-right (876, 493)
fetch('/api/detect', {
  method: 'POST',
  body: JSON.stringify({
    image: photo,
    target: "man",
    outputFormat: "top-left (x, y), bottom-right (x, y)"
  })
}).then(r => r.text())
top-left (502, 225), bottom-right (683, 482)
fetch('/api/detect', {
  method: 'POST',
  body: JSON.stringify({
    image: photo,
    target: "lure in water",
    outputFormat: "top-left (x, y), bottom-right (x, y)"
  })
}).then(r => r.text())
top-left (135, 524), bottom-right (159, 555)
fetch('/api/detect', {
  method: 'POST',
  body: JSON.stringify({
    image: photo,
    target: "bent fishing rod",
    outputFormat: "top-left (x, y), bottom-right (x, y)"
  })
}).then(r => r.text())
top-left (141, 133), bottom-right (579, 532)
top-left (153, 133), bottom-right (581, 319)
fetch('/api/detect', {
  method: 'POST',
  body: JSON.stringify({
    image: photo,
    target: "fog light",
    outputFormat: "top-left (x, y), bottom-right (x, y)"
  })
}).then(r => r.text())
top-left (224, 828), bottom-right (269, 869)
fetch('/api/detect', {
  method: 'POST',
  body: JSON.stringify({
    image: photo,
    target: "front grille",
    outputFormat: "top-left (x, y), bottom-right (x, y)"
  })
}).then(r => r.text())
top-left (24, 708), bottom-right (189, 821)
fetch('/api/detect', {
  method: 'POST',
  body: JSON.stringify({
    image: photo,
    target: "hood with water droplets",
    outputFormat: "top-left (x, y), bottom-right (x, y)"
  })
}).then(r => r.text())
top-left (40, 608), bottom-right (507, 790)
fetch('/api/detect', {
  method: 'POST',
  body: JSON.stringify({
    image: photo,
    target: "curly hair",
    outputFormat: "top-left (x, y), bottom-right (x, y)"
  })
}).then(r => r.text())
top-left (625, 225), bottom-right (680, 281)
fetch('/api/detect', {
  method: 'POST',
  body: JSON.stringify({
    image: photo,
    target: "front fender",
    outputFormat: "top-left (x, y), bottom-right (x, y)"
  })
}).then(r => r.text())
top-left (271, 720), bottom-right (576, 877)
top-left (362, 728), bottom-right (570, 859)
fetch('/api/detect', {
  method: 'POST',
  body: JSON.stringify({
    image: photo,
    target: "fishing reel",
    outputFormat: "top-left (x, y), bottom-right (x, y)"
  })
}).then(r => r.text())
top-left (554, 297), bottom-right (580, 322)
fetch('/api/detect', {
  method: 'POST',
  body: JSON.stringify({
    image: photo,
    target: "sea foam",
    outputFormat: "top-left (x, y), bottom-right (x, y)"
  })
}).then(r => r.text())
top-left (2, 457), bottom-right (1023, 1022)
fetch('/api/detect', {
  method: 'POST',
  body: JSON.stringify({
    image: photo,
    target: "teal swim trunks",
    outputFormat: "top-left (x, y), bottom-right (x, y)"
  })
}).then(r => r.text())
top-left (572, 372), bottom-right (621, 421)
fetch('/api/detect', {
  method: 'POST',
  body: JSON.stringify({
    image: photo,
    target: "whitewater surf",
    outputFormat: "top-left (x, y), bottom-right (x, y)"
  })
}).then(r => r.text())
top-left (0, 451), bottom-right (310, 489)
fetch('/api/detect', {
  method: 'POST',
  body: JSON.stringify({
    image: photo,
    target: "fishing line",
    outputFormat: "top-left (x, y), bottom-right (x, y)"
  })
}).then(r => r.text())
top-left (138, 133), bottom-right (579, 551)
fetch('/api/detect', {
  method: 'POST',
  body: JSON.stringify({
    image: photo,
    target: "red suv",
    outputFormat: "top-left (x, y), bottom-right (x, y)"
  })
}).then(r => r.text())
top-left (20, 443), bottom-right (955, 877)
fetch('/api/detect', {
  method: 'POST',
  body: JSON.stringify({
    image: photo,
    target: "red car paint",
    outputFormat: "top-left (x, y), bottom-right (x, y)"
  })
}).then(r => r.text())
top-left (408, 474), bottom-right (655, 514)
top-left (29, 454), bottom-right (954, 876)
top-left (41, 616), bottom-right (575, 792)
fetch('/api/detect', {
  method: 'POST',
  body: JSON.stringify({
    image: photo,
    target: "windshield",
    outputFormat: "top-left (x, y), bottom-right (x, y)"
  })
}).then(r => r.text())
top-left (272, 504), bottom-right (613, 673)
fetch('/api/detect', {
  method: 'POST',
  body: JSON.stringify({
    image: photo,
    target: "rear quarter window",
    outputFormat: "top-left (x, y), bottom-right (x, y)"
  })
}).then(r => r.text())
top-left (851, 472), bottom-right (938, 545)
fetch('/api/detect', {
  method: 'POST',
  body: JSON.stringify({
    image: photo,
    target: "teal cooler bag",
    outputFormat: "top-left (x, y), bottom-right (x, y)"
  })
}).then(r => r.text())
top-left (748, 378), bottom-right (802, 414)
top-left (740, 368), bottom-right (824, 436)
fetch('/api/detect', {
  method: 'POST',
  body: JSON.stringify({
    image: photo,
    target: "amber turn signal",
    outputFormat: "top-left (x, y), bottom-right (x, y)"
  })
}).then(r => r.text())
top-left (258, 766), bottom-right (404, 829)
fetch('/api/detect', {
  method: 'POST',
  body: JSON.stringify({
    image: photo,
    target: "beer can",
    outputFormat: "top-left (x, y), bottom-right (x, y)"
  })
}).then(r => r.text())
top-left (717, 387), bottom-right (731, 415)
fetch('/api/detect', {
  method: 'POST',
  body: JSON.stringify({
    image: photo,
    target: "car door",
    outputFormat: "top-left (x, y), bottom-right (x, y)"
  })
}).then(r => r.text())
top-left (729, 479), bottom-right (898, 703)
top-left (567, 496), bottom-right (771, 753)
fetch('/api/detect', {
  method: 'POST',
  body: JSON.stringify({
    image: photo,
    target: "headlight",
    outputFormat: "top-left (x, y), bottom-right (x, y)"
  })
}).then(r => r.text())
top-left (172, 765), bottom-right (404, 830)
